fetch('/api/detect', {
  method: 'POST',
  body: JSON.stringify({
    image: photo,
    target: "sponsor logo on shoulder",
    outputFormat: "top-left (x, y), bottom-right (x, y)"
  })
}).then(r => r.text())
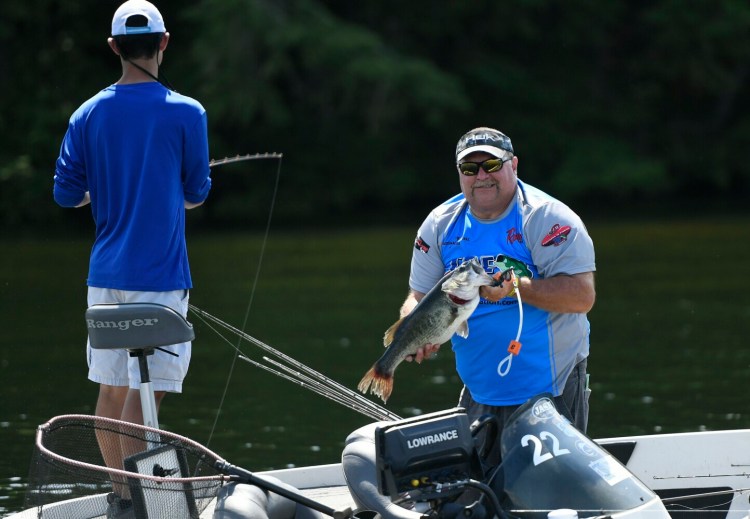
top-left (414, 236), bottom-right (430, 253)
top-left (541, 224), bottom-right (571, 247)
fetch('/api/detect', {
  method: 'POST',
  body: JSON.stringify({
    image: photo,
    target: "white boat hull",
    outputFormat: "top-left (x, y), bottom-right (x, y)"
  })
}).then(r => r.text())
top-left (597, 429), bottom-right (750, 517)
top-left (9, 429), bottom-right (750, 518)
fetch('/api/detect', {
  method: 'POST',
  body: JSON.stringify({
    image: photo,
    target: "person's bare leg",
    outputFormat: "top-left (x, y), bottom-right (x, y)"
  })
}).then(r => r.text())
top-left (120, 388), bottom-right (166, 425)
top-left (95, 386), bottom-right (167, 499)
top-left (95, 384), bottom-right (130, 495)
top-left (119, 389), bottom-right (167, 457)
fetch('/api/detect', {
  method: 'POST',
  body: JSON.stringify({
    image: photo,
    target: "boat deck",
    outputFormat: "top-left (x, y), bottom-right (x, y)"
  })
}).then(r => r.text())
top-left (299, 485), bottom-right (357, 511)
top-left (262, 463), bottom-right (357, 511)
top-left (199, 484), bottom-right (356, 518)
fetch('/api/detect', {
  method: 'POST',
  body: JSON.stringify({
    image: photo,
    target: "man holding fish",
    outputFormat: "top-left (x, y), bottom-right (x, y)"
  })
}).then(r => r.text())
top-left (360, 127), bottom-right (595, 449)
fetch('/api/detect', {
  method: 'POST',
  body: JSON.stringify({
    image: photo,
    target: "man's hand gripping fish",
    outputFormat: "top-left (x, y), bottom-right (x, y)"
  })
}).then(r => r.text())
top-left (357, 258), bottom-right (494, 403)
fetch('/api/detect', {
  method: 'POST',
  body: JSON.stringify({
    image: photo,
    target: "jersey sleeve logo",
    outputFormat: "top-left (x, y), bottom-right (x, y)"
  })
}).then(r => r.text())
top-left (414, 236), bottom-right (430, 254)
top-left (541, 224), bottom-right (572, 247)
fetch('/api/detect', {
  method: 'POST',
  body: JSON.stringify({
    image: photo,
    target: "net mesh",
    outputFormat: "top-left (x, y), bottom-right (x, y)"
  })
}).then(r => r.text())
top-left (24, 414), bottom-right (228, 518)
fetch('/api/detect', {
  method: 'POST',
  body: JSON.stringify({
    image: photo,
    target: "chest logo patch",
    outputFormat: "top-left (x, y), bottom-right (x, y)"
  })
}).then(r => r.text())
top-left (506, 227), bottom-right (523, 245)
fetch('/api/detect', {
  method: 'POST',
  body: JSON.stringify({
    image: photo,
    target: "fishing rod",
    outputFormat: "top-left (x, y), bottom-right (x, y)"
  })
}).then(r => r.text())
top-left (190, 304), bottom-right (399, 422)
top-left (659, 486), bottom-right (750, 504)
top-left (188, 304), bottom-right (401, 422)
top-left (259, 355), bottom-right (401, 420)
top-left (505, 486), bottom-right (748, 516)
top-left (201, 150), bottom-right (284, 452)
top-left (208, 152), bottom-right (284, 168)
top-left (239, 356), bottom-right (396, 421)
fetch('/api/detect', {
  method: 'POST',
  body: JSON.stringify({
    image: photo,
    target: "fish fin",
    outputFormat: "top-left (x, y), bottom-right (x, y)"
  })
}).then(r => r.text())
top-left (374, 377), bottom-right (394, 403)
top-left (357, 366), bottom-right (393, 403)
top-left (357, 367), bottom-right (376, 393)
top-left (455, 320), bottom-right (469, 338)
top-left (383, 318), bottom-right (405, 347)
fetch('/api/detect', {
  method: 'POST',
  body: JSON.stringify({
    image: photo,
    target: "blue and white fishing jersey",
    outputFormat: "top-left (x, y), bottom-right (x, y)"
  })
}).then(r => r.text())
top-left (409, 180), bottom-right (595, 406)
top-left (54, 82), bottom-right (211, 291)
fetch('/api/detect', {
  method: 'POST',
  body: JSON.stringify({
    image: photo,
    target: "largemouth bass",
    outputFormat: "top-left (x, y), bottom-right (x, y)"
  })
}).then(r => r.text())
top-left (357, 258), bottom-right (494, 403)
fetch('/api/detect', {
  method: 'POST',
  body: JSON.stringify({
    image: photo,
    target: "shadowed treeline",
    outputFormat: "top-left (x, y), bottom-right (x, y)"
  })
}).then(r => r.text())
top-left (1, 0), bottom-right (749, 230)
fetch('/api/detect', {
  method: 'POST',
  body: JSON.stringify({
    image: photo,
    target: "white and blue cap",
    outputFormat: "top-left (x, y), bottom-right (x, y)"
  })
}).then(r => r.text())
top-left (456, 127), bottom-right (514, 161)
top-left (111, 0), bottom-right (166, 36)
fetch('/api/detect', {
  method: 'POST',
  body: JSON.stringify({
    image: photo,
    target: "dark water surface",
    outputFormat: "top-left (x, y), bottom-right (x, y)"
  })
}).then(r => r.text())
top-left (2, 219), bottom-right (749, 515)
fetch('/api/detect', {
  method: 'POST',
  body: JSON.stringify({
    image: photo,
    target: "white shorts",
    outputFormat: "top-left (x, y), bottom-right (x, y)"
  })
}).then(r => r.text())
top-left (86, 288), bottom-right (191, 392)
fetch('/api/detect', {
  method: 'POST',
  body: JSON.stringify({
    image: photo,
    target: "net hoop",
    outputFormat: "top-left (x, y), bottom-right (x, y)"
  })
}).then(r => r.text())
top-left (36, 414), bottom-right (228, 485)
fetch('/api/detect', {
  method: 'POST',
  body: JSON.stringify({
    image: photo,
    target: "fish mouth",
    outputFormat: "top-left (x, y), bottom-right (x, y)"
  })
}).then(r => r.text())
top-left (469, 259), bottom-right (494, 284)
top-left (442, 258), bottom-right (494, 291)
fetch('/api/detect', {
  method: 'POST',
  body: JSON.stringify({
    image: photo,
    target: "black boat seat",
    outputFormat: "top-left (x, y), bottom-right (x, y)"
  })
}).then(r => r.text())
top-left (86, 303), bottom-right (194, 350)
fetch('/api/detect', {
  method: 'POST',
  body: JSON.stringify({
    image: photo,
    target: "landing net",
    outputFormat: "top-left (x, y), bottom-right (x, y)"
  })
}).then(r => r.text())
top-left (24, 414), bottom-right (229, 518)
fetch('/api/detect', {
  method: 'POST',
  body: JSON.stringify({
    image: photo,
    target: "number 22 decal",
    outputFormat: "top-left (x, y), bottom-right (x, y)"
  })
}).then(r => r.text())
top-left (520, 431), bottom-right (571, 466)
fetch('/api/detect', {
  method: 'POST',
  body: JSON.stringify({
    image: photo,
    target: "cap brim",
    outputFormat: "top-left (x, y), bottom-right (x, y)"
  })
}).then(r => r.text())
top-left (456, 145), bottom-right (510, 161)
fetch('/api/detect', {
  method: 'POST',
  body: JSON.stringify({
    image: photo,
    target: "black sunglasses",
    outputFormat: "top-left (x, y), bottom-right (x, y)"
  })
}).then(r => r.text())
top-left (457, 158), bottom-right (510, 176)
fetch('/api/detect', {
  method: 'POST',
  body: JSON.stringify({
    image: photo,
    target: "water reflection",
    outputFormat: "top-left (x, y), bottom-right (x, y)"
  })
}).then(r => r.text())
top-left (2, 220), bottom-right (750, 515)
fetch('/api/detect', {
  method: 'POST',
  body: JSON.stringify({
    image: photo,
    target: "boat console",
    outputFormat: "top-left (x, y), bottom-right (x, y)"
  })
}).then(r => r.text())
top-left (375, 408), bottom-right (481, 500)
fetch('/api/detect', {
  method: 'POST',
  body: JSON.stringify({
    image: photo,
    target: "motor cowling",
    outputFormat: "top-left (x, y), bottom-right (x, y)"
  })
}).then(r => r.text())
top-left (494, 394), bottom-right (670, 518)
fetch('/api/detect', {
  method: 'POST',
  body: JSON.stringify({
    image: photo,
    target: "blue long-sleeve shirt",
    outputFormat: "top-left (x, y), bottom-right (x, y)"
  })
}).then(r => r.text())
top-left (54, 82), bottom-right (211, 291)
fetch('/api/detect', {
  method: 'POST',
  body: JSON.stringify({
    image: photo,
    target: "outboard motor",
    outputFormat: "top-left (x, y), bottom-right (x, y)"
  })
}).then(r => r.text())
top-left (494, 394), bottom-right (670, 518)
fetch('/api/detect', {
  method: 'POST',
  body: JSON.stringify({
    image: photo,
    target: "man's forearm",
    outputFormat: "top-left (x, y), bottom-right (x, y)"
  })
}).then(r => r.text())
top-left (399, 290), bottom-right (424, 318)
top-left (515, 272), bottom-right (595, 314)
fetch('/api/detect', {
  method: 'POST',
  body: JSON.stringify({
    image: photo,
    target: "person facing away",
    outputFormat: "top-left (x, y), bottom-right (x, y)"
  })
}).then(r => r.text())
top-left (53, 0), bottom-right (211, 515)
top-left (403, 127), bottom-right (596, 455)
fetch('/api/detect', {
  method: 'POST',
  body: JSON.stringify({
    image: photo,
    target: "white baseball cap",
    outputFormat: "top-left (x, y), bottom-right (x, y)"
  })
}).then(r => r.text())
top-left (111, 0), bottom-right (166, 36)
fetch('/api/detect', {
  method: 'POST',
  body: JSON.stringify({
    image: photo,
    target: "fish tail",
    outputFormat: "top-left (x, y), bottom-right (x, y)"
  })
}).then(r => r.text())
top-left (357, 366), bottom-right (394, 403)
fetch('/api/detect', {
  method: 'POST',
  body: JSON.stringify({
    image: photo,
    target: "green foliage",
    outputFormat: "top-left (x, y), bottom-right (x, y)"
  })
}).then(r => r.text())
top-left (178, 0), bottom-right (470, 225)
top-left (0, 0), bottom-right (748, 230)
top-left (551, 137), bottom-right (668, 199)
top-left (184, 0), bottom-right (468, 135)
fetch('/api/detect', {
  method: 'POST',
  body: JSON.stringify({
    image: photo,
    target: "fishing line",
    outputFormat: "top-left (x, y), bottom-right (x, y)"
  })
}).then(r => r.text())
top-left (202, 153), bottom-right (284, 451)
top-left (497, 270), bottom-right (523, 377)
top-left (664, 499), bottom-right (735, 513)
top-left (511, 272), bottom-right (523, 343)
